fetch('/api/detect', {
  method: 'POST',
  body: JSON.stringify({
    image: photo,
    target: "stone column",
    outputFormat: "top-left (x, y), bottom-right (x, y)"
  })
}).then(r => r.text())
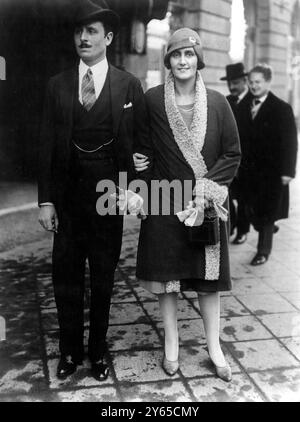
top-left (255, 0), bottom-right (292, 101)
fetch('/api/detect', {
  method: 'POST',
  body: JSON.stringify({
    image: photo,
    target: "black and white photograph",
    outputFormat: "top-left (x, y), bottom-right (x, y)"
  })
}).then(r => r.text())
top-left (0, 0), bottom-right (300, 404)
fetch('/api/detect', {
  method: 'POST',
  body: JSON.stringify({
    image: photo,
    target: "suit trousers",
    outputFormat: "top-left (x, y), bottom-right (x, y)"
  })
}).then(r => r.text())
top-left (52, 155), bottom-right (123, 362)
top-left (229, 179), bottom-right (250, 236)
top-left (257, 223), bottom-right (274, 256)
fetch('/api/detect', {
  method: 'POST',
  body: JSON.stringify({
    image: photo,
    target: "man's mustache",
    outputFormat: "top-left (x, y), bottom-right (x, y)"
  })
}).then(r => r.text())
top-left (79, 43), bottom-right (91, 48)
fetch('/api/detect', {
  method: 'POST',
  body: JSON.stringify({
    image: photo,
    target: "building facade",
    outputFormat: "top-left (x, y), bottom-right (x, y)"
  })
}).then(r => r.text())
top-left (169, 0), bottom-right (300, 118)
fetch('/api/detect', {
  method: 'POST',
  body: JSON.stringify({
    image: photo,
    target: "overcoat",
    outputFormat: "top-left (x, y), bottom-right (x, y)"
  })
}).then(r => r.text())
top-left (38, 64), bottom-right (150, 212)
top-left (238, 91), bottom-right (298, 227)
top-left (136, 84), bottom-right (241, 292)
top-left (226, 91), bottom-right (253, 211)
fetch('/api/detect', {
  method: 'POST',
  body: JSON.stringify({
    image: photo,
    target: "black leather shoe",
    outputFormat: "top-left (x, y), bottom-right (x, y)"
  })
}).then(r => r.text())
top-left (232, 233), bottom-right (247, 244)
top-left (250, 253), bottom-right (268, 266)
top-left (57, 355), bottom-right (77, 379)
top-left (91, 359), bottom-right (109, 381)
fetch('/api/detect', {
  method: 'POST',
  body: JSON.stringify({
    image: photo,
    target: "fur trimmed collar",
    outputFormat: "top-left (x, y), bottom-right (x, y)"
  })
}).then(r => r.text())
top-left (164, 71), bottom-right (224, 281)
top-left (164, 70), bottom-right (208, 179)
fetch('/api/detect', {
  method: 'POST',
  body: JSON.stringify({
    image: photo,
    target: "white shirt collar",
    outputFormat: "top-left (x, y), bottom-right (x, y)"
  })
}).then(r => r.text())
top-left (256, 93), bottom-right (268, 104)
top-left (79, 57), bottom-right (108, 80)
top-left (78, 58), bottom-right (109, 103)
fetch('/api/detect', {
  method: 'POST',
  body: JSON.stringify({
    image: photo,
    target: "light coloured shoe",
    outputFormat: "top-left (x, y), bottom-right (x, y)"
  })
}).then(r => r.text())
top-left (211, 361), bottom-right (232, 382)
top-left (162, 355), bottom-right (179, 376)
top-left (208, 352), bottom-right (232, 382)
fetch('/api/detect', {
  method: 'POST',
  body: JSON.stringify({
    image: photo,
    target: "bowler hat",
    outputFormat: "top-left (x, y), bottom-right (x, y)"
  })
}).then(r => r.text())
top-left (74, 0), bottom-right (120, 35)
top-left (164, 28), bottom-right (205, 70)
top-left (220, 63), bottom-right (248, 81)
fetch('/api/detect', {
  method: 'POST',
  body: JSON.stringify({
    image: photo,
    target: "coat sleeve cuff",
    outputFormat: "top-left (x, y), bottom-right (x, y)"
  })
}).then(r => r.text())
top-left (203, 179), bottom-right (228, 206)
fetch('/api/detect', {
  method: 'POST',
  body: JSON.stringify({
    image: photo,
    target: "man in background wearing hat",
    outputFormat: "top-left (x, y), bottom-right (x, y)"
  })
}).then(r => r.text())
top-left (38, 0), bottom-right (149, 381)
top-left (238, 63), bottom-right (297, 265)
top-left (221, 63), bottom-right (252, 245)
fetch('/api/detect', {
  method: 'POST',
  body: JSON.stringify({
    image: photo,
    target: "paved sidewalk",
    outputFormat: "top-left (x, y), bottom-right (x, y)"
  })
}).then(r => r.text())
top-left (0, 180), bottom-right (300, 402)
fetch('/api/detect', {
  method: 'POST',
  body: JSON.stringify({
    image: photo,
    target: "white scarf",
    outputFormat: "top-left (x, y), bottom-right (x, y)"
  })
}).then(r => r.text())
top-left (164, 71), bottom-right (228, 280)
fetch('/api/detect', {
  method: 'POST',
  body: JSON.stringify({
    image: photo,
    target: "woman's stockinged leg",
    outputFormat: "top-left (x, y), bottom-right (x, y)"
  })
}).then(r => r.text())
top-left (158, 292), bottom-right (179, 361)
top-left (198, 292), bottom-right (227, 367)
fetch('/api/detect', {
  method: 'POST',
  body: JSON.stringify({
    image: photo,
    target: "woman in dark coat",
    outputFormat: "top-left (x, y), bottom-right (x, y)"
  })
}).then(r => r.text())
top-left (134, 28), bottom-right (241, 381)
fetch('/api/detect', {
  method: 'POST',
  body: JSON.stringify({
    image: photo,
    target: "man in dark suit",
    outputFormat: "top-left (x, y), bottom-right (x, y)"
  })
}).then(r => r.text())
top-left (239, 63), bottom-right (298, 265)
top-left (38, 0), bottom-right (149, 380)
top-left (220, 63), bottom-right (252, 244)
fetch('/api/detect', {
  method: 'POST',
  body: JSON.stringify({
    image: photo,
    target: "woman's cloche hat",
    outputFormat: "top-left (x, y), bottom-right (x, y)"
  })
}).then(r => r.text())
top-left (73, 0), bottom-right (120, 35)
top-left (164, 28), bottom-right (205, 70)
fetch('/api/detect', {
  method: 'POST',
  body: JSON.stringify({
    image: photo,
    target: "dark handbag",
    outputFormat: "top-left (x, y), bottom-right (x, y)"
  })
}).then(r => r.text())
top-left (187, 215), bottom-right (220, 246)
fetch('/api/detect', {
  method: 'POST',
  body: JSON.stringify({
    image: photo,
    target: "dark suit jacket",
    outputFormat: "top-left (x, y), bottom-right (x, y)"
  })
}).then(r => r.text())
top-left (226, 91), bottom-right (253, 119)
top-left (226, 91), bottom-right (253, 196)
top-left (38, 64), bottom-right (150, 211)
top-left (238, 91), bottom-right (298, 224)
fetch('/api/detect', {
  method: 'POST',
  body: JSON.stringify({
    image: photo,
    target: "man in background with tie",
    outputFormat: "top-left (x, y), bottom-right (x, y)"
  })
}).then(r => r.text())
top-left (239, 63), bottom-right (298, 265)
top-left (38, 0), bottom-right (149, 381)
top-left (220, 63), bottom-right (252, 244)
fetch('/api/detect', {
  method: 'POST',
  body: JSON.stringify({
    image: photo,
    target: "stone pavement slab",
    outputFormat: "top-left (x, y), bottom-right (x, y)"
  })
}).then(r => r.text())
top-left (259, 276), bottom-right (300, 293)
top-left (220, 295), bottom-right (250, 317)
top-left (57, 387), bottom-right (120, 402)
top-left (111, 283), bottom-right (136, 303)
top-left (0, 331), bottom-right (42, 360)
top-left (187, 373), bottom-right (265, 402)
top-left (235, 293), bottom-right (298, 315)
top-left (0, 360), bottom-right (46, 395)
top-left (109, 303), bottom-right (149, 325)
top-left (257, 313), bottom-right (300, 338)
top-left (227, 339), bottom-right (299, 372)
top-left (220, 315), bottom-right (273, 342)
top-left (246, 257), bottom-right (299, 278)
top-left (112, 350), bottom-right (178, 383)
top-left (249, 369), bottom-right (300, 402)
top-left (281, 337), bottom-right (300, 361)
top-left (280, 292), bottom-right (300, 310)
top-left (107, 323), bottom-right (161, 351)
top-left (120, 380), bottom-right (193, 402)
top-left (229, 277), bottom-right (275, 295)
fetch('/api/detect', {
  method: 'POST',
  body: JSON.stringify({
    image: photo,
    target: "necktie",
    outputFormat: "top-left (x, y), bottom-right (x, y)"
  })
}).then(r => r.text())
top-left (81, 68), bottom-right (96, 111)
top-left (251, 98), bottom-right (261, 119)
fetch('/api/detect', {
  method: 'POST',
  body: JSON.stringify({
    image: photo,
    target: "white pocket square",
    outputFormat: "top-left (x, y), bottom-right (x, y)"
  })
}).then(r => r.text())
top-left (123, 102), bottom-right (133, 109)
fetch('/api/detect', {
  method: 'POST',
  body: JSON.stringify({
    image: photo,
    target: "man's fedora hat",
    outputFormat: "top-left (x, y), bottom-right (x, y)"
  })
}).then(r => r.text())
top-left (220, 63), bottom-right (248, 81)
top-left (74, 0), bottom-right (120, 35)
